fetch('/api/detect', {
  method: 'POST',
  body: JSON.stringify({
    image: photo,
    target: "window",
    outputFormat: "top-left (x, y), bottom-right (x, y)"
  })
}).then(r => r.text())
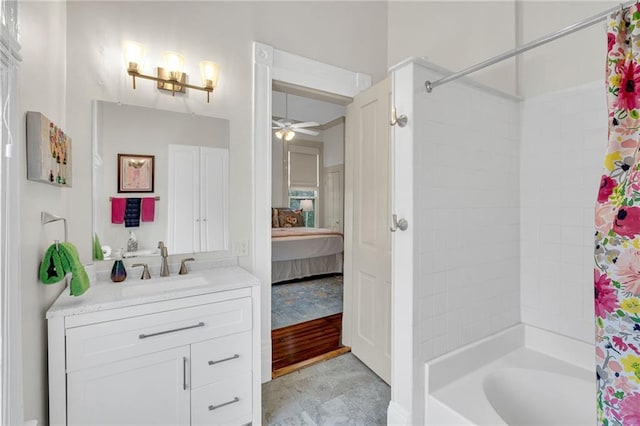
top-left (289, 189), bottom-right (317, 227)
top-left (287, 142), bottom-right (321, 228)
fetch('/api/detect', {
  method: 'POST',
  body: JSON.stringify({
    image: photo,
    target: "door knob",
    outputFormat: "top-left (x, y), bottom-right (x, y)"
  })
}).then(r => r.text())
top-left (390, 214), bottom-right (408, 232)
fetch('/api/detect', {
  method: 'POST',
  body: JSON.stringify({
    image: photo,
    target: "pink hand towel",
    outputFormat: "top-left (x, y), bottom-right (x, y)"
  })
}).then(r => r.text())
top-left (111, 198), bottom-right (126, 224)
top-left (141, 197), bottom-right (155, 222)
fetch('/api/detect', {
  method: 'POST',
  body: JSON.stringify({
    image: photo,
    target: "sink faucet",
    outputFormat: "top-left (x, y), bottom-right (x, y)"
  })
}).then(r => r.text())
top-left (179, 258), bottom-right (195, 275)
top-left (158, 241), bottom-right (170, 277)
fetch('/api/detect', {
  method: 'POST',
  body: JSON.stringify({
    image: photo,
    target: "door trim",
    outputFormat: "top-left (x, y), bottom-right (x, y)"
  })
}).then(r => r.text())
top-left (252, 42), bottom-right (371, 383)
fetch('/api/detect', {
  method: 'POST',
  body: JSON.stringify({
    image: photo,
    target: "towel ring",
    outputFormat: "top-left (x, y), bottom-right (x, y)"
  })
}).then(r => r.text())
top-left (41, 212), bottom-right (68, 249)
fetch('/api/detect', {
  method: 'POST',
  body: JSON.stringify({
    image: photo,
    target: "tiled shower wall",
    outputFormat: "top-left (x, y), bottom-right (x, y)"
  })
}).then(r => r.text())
top-left (414, 63), bottom-right (521, 364)
top-left (520, 81), bottom-right (605, 343)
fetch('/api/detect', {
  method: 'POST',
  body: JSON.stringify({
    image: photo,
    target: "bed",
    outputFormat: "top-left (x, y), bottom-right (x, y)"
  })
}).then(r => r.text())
top-left (271, 227), bottom-right (344, 283)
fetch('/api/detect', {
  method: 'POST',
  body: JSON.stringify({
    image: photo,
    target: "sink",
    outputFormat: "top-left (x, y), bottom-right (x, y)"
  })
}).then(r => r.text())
top-left (121, 273), bottom-right (209, 297)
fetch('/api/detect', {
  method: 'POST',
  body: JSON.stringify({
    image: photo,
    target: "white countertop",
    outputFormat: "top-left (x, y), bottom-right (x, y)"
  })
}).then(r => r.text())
top-left (46, 265), bottom-right (259, 319)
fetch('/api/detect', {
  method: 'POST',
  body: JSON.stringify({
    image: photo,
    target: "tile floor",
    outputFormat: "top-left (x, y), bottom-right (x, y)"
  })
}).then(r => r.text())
top-left (262, 353), bottom-right (390, 425)
top-left (271, 275), bottom-right (343, 329)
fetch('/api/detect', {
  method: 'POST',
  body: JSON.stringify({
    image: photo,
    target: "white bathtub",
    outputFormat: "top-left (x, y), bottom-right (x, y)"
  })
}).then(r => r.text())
top-left (425, 325), bottom-right (596, 425)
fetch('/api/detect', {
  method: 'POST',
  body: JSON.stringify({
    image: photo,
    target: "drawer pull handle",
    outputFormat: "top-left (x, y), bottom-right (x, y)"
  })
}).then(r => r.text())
top-left (208, 354), bottom-right (240, 366)
top-left (138, 322), bottom-right (205, 339)
top-left (208, 397), bottom-right (240, 412)
top-left (183, 357), bottom-right (188, 390)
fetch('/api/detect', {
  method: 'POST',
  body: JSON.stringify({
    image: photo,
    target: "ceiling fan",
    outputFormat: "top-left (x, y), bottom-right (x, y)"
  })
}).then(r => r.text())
top-left (272, 93), bottom-right (320, 141)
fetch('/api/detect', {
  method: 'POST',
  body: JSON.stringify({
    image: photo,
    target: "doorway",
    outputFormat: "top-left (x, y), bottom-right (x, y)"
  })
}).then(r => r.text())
top-left (252, 42), bottom-right (373, 383)
top-left (253, 44), bottom-right (394, 424)
top-left (270, 87), bottom-right (349, 377)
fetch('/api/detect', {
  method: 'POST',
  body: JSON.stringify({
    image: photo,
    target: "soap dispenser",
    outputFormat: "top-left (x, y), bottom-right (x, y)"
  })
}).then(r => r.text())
top-left (110, 249), bottom-right (127, 283)
top-left (127, 231), bottom-right (138, 253)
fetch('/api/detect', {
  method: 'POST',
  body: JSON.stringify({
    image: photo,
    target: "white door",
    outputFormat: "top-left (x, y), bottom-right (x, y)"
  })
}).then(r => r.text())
top-left (344, 77), bottom-right (391, 383)
top-left (324, 166), bottom-right (344, 232)
top-left (168, 145), bottom-right (200, 253)
top-left (67, 346), bottom-right (191, 426)
top-left (200, 147), bottom-right (229, 252)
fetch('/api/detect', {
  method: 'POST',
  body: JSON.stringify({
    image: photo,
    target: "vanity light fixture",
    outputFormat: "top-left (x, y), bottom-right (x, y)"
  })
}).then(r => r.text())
top-left (123, 40), bottom-right (220, 103)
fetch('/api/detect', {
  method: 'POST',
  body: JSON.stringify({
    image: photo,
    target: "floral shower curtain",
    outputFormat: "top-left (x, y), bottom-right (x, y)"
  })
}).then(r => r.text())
top-left (596, 6), bottom-right (640, 425)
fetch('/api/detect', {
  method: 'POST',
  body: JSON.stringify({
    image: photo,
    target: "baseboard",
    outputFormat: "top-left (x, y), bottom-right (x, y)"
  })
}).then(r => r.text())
top-left (387, 400), bottom-right (411, 425)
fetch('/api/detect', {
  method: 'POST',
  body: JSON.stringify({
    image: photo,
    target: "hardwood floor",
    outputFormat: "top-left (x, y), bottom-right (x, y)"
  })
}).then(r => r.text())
top-left (272, 313), bottom-right (348, 377)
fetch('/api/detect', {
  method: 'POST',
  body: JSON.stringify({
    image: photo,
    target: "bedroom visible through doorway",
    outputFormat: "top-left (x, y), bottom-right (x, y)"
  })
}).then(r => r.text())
top-left (270, 83), bottom-right (349, 377)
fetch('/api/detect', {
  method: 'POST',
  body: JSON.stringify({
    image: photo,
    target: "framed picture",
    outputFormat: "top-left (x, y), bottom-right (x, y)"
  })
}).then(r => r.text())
top-left (26, 111), bottom-right (72, 187)
top-left (117, 153), bottom-right (154, 193)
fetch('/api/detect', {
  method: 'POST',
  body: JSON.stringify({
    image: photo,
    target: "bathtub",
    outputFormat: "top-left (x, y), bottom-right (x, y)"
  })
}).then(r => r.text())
top-left (425, 325), bottom-right (596, 425)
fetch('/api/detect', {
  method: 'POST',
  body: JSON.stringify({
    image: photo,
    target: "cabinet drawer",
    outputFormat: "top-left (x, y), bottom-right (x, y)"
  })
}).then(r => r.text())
top-left (66, 298), bottom-right (251, 372)
top-left (191, 331), bottom-right (252, 389)
top-left (191, 372), bottom-right (252, 426)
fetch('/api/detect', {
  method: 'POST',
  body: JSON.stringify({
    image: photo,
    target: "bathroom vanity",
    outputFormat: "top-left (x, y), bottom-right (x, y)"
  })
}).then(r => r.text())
top-left (46, 265), bottom-right (260, 426)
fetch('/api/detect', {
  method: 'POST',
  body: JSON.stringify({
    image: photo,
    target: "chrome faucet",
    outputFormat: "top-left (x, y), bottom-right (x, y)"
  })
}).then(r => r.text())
top-left (158, 241), bottom-right (170, 277)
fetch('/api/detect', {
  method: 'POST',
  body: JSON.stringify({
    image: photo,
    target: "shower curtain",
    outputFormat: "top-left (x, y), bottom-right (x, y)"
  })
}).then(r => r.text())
top-left (596, 6), bottom-right (640, 425)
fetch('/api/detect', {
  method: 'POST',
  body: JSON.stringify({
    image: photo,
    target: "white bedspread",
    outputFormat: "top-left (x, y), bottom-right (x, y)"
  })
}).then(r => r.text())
top-left (271, 227), bottom-right (343, 262)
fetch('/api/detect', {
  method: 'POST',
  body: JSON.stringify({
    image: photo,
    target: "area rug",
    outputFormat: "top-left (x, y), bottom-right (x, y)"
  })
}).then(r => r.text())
top-left (272, 274), bottom-right (343, 329)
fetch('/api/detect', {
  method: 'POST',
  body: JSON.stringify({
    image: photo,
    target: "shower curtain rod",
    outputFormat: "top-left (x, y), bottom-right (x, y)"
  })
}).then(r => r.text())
top-left (425, 1), bottom-right (635, 93)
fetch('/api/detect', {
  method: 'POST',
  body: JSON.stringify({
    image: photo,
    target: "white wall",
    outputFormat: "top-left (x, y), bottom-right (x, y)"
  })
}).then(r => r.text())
top-left (520, 81), bottom-right (603, 343)
top-left (323, 120), bottom-right (344, 167)
top-left (389, 1), bottom-right (617, 98)
top-left (17, 2), bottom-right (68, 424)
top-left (517, 1), bottom-right (616, 97)
top-left (388, 1), bottom-right (517, 95)
top-left (273, 91), bottom-right (345, 124)
top-left (412, 62), bottom-right (521, 422)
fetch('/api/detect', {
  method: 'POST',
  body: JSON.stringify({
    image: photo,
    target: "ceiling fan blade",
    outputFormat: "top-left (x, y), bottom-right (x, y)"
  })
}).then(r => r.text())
top-left (291, 121), bottom-right (319, 129)
top-left (272, 120), bottom-right (285, 127)
top-left (295, 128), bottom-right (320, 136)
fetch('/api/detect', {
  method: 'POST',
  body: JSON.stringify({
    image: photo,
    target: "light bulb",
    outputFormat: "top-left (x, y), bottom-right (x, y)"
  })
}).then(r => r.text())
top-left (275, 129), bottom-right (285, 139)
top-left (199, 61), bottom-right (220, 89)
top-left (285, 129), bottom-right (295, 141)
top-left (162, 51), bottom-right (185, 81)
top-left (123, 40), bottom-right (146, 73)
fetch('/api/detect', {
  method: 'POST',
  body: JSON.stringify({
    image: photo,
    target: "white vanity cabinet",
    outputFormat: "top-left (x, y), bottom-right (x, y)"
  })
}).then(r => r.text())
top-left (46, 266), bottom-right (260, 426)
top-left (67, 346), bottom-right (191, 425)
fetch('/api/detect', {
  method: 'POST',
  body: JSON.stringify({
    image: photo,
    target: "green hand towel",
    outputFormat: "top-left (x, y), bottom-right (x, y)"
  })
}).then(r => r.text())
top-left (93, 233), bottom-right (104, 261)
top-left (39, 242), bottom-right (90, 297)
top-left (59, 243), bottom-right (90, 297)
top-left (39, 244), bottom-right (65, 284)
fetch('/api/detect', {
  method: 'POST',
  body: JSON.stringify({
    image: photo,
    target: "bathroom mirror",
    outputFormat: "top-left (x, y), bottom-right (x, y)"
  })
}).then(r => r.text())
top-left (93, 101), bottom-right (230, 259)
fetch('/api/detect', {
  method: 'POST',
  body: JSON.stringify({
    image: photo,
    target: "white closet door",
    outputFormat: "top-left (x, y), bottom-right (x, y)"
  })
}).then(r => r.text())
top-left (200, 147), bottom-right (228, 252)
top-left (324, 166), bottom-right (344, 232)
top-left (167, 145), bottom-right (200, 253)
